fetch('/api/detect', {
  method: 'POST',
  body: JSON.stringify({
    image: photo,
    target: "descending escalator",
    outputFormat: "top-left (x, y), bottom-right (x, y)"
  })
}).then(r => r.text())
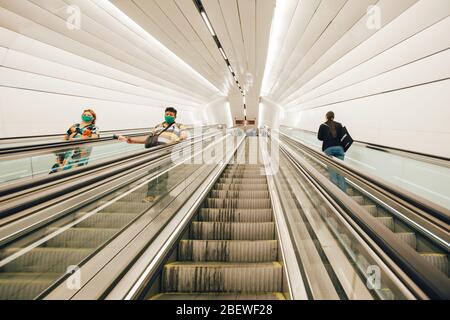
top-left (151, 139), bottom-right (285, 300)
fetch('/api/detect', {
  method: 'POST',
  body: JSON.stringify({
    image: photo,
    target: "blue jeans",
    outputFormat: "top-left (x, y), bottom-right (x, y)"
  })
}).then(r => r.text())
top-left (324, 146), bottom-right (347, 192)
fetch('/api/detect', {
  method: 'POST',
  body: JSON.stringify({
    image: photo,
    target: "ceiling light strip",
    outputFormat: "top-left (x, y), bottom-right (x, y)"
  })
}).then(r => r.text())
top-left (193, 0), bottom-right (245, 100)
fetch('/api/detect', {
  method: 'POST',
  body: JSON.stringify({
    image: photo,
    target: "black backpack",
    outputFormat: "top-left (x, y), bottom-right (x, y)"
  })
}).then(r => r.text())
top-left (340, 126), bottom-right (354, 152)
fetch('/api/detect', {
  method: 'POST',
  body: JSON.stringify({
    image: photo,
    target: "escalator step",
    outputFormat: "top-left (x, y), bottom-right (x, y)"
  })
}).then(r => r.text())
top-left (190, 222), bottom-right (275, 240)
top-left (205, 199), bottom-right (272, 209)
top-left (44, 227), bottom-right (118, 248)
top-left (162, 262), bottom-right (282, 293)
top-left (351, 196), bottom-right (370, 206)
top-left (396, 233), bottom-right (417, 249)
top-left (213, 183), bottom-right (268, 190)
top-left (346, 188), bottom-right (359, 196)
top-left (0, 273), bottom-right (59, 300)
top-left (218, 178), bottom-right (267, 184)
top-left (221, 173), bottom-right (266, 178)
top-left (1, 248), bottom-right (91, 273)
top-left (376, 217), bottom-right (394, 231)
top-left (76, 212), bottom-right (138, 229)
top-left (363, 205), bottom-right (378, 216)
top-left (150, 293), bottom-right (285, 300)
top-left (198, 208), bottom-right (273, 222)
top-left (209, 190), bottom-right (270, 198)
top-left (179, 240), bottom-right (278, 262)
top-left (420, 253), bottom-right (448, 276)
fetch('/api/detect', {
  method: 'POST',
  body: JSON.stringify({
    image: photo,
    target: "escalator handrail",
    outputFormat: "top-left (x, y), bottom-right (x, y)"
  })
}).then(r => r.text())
top-left (276, 135), bottom-right (450, 299)
top-left (279, 125), bottom-right (450, 165)
top-left (0, 130), bottom-right (225, 219)
top-left (0, 125), bottom-right (220, 157)
top-left (0, 129), bottom-right (221, 198)
top-left (278, 130), bottom-right (450, 228)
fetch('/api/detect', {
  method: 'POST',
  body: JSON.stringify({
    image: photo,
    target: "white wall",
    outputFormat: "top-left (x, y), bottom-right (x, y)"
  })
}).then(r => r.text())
top-left (202, 97), bottom-right (233, 128)
top-left (0, 2), bottom-right (220, 137)
top-left (258, 98), bottom-right (280, 129)
top-left (278, 1), bottom-right (450, 158)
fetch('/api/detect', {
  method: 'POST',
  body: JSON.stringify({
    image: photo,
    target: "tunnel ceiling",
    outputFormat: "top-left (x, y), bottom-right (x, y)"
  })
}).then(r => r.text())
top-left (0, 0), bottom-right (425, 122)
top-left (111, 0), bottom-right (276, 117)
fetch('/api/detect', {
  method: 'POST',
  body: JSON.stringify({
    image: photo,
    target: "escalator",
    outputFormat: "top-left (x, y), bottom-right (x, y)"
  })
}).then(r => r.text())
top-left (0, 165), bottom-right (188, 300)
top-left (151, 140), bottom-right (284, 300)
top-left (0, 129), bottom-right (448, 300)
top-left (281, 135), bottom-right (448, 279)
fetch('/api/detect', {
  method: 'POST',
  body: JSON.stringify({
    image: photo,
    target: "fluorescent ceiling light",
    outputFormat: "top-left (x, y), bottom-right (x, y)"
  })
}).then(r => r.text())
top-left (219, 47), bottom-right (227, 60)
top-left (201, 11), bottom-right (215, 36)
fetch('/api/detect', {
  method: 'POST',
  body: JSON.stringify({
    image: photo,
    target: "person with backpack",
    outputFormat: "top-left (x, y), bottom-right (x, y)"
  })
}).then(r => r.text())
top-left (317, 111), bottom-right (349, 192)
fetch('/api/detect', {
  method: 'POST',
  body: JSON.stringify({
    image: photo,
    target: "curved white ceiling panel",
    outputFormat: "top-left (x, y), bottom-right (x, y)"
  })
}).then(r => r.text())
top-left (0, 0), bottom-right (222, 109)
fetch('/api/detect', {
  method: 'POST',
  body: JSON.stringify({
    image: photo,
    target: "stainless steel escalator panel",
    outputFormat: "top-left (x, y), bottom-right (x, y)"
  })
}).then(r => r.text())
top-left (0, 161), bottom-right (199, 299)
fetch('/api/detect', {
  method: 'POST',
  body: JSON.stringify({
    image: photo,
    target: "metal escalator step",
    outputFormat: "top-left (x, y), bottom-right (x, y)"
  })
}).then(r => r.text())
top-left (213, 183), bottom-right (268, 190)
top-left (223, 167), bottom-right (265, 173)
top-left (420, 253), bottom-right (448, 276)
top-left (209, 190), bottom-right (270, 198)
top-left (162, 262), bottom-right (282, 293)
top-left (376, 217), bottom-right (394, 231)
top-left (218, 177), bottom-right (267, 183)
top-left (363, 205), bottom-right (378, 216)
top-left (198, 208), bottom-right (273, 222)
top-left (351, 196), bottom-right (370, 205)
top-left (98, 201), bottom-right (149, 213)
top-left (346, 188), bottom-right (359, 196)
top-left (44, 227), bottom-right (119, 248)
top-left (76, 212), bottom-right (138, 229)
top-left (205, 199), bottom-right (272, 209)
top-left (179, 240), bottom-right (278, 262)
top-left (221, 173), bottom-right (265, 178)
top-left (150, 292), bottom-right (285, 300)
top-left (0, 273), bottom-right (60, 300)
top-left (1, 248), bottom-right (92, 273)
top-left (190, 222), bottom-right (275, 240)
top-left (396, 233), bottom-right (417, 249)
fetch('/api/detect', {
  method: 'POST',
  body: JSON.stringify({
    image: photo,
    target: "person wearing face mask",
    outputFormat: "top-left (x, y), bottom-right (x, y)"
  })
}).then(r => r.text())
top-left (50, 109), bottom-right (99, 174)
top-left (117, 107), bottom-right (187, 203)
top-left (117, 107), bottom-right (187, 146)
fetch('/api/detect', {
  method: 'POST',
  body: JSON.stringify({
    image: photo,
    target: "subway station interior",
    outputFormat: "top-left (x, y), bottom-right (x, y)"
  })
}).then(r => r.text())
top-left (0, 0), bottom-right (449, 301)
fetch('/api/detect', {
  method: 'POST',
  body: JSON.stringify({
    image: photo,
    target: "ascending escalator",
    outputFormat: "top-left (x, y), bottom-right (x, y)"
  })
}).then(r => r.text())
top-left (293, 143), bottom-right (448, 278)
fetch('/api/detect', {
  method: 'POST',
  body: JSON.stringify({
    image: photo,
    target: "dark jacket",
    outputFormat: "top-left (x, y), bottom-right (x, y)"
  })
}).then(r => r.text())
top-left (318, 121), bottom-right (344, 151)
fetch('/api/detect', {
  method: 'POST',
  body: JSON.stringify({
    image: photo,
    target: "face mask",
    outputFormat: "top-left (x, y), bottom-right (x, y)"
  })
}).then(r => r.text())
top-left (165, 115), bottom-right (175, 124)
top-left (82, 115), bottom-right (93, 122)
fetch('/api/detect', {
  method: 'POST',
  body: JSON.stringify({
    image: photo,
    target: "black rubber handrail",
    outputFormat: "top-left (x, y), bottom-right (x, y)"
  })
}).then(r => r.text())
top-left (276, 135), bottom-right (450, 299)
